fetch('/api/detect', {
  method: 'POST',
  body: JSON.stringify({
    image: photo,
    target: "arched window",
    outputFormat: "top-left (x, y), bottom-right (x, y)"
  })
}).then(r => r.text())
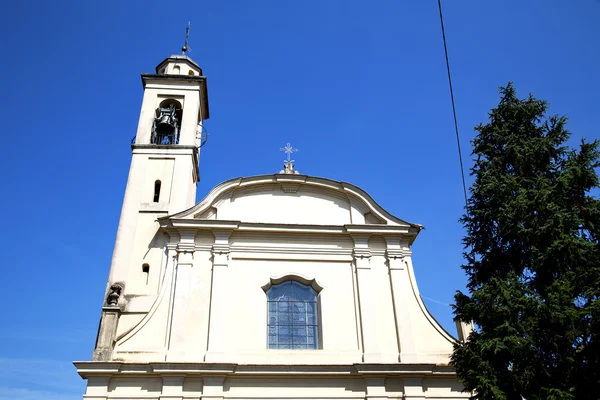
top-left (266, 280), bottom-right (319, 349)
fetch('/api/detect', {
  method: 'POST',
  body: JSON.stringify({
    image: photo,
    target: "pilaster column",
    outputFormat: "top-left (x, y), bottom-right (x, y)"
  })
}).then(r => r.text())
top-left (364, 377), bottom-right (387, 400)
top-left (456, 320), bottom-right (475, 342)
top-left (91, 306), bottom-right (120, 361)
top-left (202, 376), bottom-right (225, 400)
top-left (352, 234), bottom-right (382, 362)
top-left (92, 282), bottom-right (124, 361)
top-left (167, 229), bottom-right (196, 361)
top-left (160, 376), bottom-right (184, 400)
top-left (205, 230), bottom-right (232, 362)
top-left (386, 236), bottom-right (417, 363)
top-left (403, 377), bottom-right (425, 400)
top-left (83, 376), bottom-right (110, 400)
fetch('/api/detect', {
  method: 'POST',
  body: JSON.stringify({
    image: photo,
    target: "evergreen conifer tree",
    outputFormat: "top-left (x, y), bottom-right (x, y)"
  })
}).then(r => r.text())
top-left (451, 83), bottom-right (600, 399)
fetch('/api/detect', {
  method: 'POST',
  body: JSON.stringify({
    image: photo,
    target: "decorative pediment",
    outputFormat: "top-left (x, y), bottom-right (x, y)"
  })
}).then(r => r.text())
top-left (166, 174), bottom-right (421, 231)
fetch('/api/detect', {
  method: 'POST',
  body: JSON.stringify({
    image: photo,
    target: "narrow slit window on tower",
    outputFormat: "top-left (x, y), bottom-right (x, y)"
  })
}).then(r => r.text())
top-left (153, 180), bottom-right (161, 203)
top-left (142, 264), bottom-right (150, 285)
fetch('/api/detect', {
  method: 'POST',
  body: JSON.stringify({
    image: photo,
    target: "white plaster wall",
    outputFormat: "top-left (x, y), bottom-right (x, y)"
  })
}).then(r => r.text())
top-left (217, 185), bottom-right (352, 225)
top-left (210, 258), bottom-right (359, 353)
top-left (142, 158), bottom-right (175, 204)
top-left (403, 256), bottom-right (458, 360)
top-left (224, 377), bottom-right (367, 398)
top-left (108, 147), bottom-right (199, 291)
top-left (230, 232), bottom-right (353, 256)
top-left (124, 214), bottom-right (164, 295)
top-left (168, 151), bottom-right (198, 213)
top-left (110, 233), bottom-right (456, 366)
top-left (182, 246), bottom-right (213, 359)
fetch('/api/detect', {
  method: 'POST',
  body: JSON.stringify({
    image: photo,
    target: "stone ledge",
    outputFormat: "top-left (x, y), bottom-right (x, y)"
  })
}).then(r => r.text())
top-left (74, 361), bottom-right (458, 379)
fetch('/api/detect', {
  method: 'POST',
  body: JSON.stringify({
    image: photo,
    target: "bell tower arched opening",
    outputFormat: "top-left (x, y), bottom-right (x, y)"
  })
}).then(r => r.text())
top-left (151, 99), bottom-right (183, 145)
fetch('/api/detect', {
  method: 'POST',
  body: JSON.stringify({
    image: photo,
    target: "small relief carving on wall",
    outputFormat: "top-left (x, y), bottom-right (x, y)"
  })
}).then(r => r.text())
top-left (106, 284), bottom-right (123, 306)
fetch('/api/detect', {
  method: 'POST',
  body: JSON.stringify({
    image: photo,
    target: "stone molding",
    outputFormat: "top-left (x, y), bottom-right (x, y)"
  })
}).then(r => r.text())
top-left (162, 219), bottom-right (416, 237)
top-left (131, 144), bottom-right (198, 154)
top-left (75, 362), bottom-right (468, 399)
top-left (231, 245), bottom-right (353, 259)
top-left (75, 361), bottom-right (458, 378)
top-left (176, 229), bottom-right (196, 255)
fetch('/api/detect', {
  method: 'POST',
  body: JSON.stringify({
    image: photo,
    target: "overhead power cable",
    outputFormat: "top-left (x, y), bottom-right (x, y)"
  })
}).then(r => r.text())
top-left (437, 0), bottom-right (468, 206)
top-left (437, 1), bottom-right (479, 291)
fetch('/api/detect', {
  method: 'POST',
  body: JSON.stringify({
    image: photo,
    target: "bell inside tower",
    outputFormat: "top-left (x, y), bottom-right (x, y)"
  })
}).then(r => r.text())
top-left (151, 99), bottom-right (183, 145)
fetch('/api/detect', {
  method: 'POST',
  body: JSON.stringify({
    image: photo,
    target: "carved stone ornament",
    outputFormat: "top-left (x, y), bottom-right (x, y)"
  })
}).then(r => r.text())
top-left (106, 284), bottom-right (123, 306)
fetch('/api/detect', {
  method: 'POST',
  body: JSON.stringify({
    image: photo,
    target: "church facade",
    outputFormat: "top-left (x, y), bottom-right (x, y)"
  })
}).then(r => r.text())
top-left (75, 52), bottom-right (470, 400)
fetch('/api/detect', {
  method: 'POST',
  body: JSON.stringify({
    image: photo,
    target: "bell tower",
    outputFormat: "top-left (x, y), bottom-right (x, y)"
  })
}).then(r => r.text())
top-left (92, 52), bottom-right (209, 360)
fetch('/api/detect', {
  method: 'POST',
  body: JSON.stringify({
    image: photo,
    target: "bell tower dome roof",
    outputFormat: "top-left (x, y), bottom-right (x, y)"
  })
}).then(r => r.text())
top-left (155, 54), bottom-right (203, 76)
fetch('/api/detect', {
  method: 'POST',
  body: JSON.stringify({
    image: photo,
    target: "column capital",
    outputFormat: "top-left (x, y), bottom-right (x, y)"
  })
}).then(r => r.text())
top-left (213, 229), bottom-right (233, 243)
top-left (202, 375), bottom-right (226, 400)
top-left (160, 375), bottom-right (185, 399)
top-left (386, 249), bottom-right (405, 270)
top-left (351, 233), bottom-right (371, 268)
top-left (364, 376), bottom-right (387, 400)
top-left (353, 248), bottom-right (372, 269)
top-left (177, 250), bottom-right (194, 265)
top-left (212, 230), bottom-right (232, 267)
top-left (176, 228), bottom-right (197, 255)
top-left (403, 377), bottom-right (425, 399)
top-left (384, 236), bottom-right (408, 269)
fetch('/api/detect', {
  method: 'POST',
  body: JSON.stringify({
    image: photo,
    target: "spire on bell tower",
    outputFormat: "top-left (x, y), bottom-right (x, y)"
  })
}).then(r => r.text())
top-left (182, 21), bottom-right (191, 55)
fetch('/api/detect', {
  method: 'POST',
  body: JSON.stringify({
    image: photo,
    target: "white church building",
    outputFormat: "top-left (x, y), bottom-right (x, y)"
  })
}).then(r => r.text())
top-left (74, 51), bottom-right (471, 400)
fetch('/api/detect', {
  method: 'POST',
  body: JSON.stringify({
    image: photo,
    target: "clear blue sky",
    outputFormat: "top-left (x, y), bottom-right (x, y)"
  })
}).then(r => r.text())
top-left (1, 1), bottom-right (599, 399)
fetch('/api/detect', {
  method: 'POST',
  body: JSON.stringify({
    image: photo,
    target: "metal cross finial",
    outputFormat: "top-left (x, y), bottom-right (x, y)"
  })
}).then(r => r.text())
top-left (279, 143), bottom-right (299, 174)
top-left (181, 22), bottom-right (191, 55)
top-left (280, 142), bottom-right (298, 163)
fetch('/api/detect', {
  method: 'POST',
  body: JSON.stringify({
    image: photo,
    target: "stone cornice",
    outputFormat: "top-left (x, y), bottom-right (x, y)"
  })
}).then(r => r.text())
top-left (140, 73), bottom-right (209, 120)
top-left (141, 73), bottom-right (206, 84)
top-left (346, 224), bottom-right (419, 236)
top-left (74, 361), bottom-right (457, 379)
top-left (132, 144), bottom-right (198, 153)
top-left (159, 219), bottom-right (417, 238)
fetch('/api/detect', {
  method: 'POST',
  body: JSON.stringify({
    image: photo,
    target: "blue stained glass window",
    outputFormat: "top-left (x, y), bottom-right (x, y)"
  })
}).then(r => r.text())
top-left (267, 281), bottom-right (319, 349)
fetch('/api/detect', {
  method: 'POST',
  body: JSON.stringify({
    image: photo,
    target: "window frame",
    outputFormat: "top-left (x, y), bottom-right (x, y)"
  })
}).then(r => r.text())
top-left (262, 276), bottom-right (324, 350)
